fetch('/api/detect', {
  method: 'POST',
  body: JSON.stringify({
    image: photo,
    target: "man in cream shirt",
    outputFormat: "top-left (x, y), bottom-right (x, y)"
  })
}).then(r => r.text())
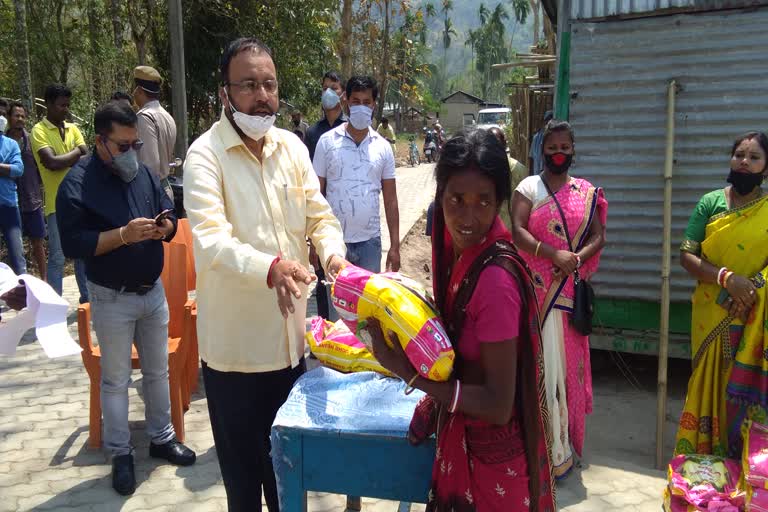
top-left (183, 38), bottom-right (348, 512)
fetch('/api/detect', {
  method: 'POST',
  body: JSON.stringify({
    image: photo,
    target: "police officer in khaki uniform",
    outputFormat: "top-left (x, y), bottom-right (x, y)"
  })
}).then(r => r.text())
top-left (133, 66), bottom-right (177, 199)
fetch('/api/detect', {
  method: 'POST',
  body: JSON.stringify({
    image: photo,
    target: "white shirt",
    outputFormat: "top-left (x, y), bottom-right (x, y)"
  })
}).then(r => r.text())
top-left (312, 124), bottom-right (396, 243)
top-left (183, 113), bottom-right (346, 373)
top-left (516, 175), bottom-right (550, 209)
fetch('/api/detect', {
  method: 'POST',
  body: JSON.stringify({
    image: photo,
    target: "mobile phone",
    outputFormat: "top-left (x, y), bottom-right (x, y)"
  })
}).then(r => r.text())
top-left (155, 209), bottom-right (173, 226)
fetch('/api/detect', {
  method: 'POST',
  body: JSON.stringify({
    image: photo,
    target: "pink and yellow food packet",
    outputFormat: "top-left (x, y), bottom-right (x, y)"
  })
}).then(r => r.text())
top-left (331, 265), bottom-right (454, 382)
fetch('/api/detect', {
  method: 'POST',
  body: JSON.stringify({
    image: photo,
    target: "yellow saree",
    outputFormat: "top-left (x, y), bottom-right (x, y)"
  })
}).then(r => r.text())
top-left (675, 195), bottom-right (768, 458)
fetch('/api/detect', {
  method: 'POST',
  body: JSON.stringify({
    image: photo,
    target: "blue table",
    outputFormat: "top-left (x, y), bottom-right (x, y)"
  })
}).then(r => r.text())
top-left (271, 367), bottom-right (436, 511)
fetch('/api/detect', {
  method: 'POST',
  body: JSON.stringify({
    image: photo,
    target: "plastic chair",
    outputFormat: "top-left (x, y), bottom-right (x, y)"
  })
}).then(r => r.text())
top-left (77, 242), bottom-right (196, 449)
top-left (171, 218), bottom-right (196, 292)
top-left (169, 219), bottom-right (199, 397)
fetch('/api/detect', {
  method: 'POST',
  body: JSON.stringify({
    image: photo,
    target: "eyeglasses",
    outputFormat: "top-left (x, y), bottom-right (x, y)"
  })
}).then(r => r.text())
top-left (107, 137), bottom-right (144, 153)
top-left (226, 79), bottom-right (278, 96)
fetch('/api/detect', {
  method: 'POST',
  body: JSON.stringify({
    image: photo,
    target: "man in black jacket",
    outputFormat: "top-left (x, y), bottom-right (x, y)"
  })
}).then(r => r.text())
top-left (56, 101), bottom-right (196, 496)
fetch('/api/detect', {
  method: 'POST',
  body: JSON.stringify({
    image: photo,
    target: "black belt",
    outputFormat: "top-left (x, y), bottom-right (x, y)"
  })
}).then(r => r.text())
top-left (92, 280), bottom-right (156, 295)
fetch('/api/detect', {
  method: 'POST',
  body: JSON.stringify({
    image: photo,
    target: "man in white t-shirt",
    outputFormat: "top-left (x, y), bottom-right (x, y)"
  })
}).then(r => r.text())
top-left (313, 75), bottom-right (400, 275)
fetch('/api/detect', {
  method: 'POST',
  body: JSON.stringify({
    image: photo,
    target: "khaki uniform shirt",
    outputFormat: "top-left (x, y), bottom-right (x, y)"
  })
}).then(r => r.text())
top-left (137, 100), bottom-right (177, 180)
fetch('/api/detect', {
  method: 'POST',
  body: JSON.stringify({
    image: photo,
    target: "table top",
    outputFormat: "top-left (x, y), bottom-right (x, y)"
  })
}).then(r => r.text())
top-left (272, 367), bottom-right (425, 438)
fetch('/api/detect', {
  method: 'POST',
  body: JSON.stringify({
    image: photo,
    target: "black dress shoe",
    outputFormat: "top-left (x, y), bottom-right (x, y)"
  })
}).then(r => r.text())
top-left (149, 438), bottom-right (196, 466)
top-left (112, 454), bottom-right (136, 496)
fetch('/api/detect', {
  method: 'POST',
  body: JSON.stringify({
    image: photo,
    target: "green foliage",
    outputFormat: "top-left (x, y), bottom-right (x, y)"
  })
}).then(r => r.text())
top-left (467, 3), bottom-right (511, 100)
top-left (182, 0), bottom-right (338, 138)
top-left (510, 0), bottom-right (529, 25)
top-left (2, 0), bottom-right (338, 144)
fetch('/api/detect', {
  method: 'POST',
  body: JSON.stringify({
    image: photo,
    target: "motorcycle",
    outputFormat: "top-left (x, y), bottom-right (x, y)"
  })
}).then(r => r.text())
top-left (424, 141), bottom-right (437, 163)
top-left (166, 157), bottom-right (186, 218)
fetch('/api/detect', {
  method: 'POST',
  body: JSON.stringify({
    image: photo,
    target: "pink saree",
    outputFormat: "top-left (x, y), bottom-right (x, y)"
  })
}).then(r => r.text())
top-left (520, 177), bottom-right (607, 477)
top-left (409, 211), bottom-right (556, 511)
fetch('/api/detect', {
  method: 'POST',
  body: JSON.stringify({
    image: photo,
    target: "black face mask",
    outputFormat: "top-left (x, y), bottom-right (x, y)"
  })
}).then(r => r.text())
top-left (727, 169), bottom-right (764, 196)
top-left (545, 153), bottom-right (573, 175)
top-left (292, 119), bottom-right (300, 127)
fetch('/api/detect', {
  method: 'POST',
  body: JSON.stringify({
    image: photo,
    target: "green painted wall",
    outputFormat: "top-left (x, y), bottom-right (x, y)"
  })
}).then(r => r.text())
top-left (594, 298), bottom-right (692, 334)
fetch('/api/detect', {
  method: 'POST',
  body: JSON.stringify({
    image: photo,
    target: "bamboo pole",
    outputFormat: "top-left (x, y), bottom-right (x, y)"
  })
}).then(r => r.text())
top-left (656, 79), bottom-right (677, 470)
top-left (492, 61), bottom-right (557, 70)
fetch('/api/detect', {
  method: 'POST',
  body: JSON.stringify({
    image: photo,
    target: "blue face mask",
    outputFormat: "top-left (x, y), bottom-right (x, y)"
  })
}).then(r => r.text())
top-left (322, 88), bottom-right (341, 110)
top-left (105, 140), bottom-right (139, 183)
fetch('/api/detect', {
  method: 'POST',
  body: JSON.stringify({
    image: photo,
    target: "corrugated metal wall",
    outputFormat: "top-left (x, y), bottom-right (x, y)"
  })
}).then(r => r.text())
top-left (570, 0), bottom-right (766, 20)
top-left (569, 6), bottom-right (768, 302)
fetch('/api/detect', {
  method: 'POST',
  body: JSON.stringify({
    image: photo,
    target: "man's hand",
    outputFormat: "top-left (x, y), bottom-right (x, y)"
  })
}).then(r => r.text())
top-left (386, 244), bottom-right (401, 272)
top-left (326, 254), bottom-right (350, 280)
top-left (1, 281), bottom-right (27, 311)
top-left (271, 259), bottom-right (316, 318)
top-left (122, 218), bottom-right (160, 244)
top-left (151, 218), bottom-right (174, 240)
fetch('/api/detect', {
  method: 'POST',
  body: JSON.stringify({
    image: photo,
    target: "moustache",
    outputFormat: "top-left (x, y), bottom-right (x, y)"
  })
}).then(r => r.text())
top-left (246, 103), bottom-right (276, 116)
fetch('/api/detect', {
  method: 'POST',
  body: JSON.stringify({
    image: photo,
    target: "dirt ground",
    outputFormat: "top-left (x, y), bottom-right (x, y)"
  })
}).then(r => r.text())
top-left (397, 211), bottom-right (692, 498)
top-left (398, 213), bottom-right (433, 289)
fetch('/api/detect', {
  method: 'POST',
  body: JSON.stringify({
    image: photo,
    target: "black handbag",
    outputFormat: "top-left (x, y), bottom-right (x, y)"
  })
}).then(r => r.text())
top-left (542, 177), bottom-right (595, 336)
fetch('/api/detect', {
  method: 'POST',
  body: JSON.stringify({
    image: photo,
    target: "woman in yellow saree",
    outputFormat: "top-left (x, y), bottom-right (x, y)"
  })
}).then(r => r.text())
top-left (676, 131), bottom-right (768, 459)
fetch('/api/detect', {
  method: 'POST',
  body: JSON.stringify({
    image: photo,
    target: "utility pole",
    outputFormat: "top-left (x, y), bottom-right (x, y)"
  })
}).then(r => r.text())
top-left (168, 0), bottom-right (188, 162)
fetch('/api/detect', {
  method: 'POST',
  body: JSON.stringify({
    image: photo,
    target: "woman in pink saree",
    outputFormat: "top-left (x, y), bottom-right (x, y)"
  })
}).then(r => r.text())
top-left (511, 120), bottom-right (608, 479)
top-left (365, 129), bottom-right (555, 511)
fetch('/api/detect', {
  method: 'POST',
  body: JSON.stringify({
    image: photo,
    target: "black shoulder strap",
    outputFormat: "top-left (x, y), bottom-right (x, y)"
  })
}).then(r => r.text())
top-left (448, 240), bottom-right (530, 342)
top-left (540, 175), bottom-right (574, 252)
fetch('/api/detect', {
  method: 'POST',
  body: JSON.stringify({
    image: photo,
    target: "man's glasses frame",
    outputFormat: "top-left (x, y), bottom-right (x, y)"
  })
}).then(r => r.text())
top-left (107, 137), bottom-right (144, 153)
top-left (225, 79), bottom-right (279, 96)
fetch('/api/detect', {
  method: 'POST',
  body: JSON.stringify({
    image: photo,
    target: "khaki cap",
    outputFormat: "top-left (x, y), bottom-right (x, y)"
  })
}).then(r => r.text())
top-left (134, 66), bottom-right (162, 84)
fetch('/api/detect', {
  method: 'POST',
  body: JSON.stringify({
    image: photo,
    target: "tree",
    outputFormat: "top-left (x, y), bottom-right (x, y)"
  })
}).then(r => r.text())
top-left (387, 5), bottom-right (434, 129)
top-left (340, 0), bottom-right (353, 80)
top-left (127, 0), bottom-right (156, 66)
top-left (440, 0), bottom-right (457, 97)
top-left (12, 0), bottom-right (33, 112)
top-left (528, 0), bottom-right (539, 45)
top-left (470, 3), bottom-right (510, 100)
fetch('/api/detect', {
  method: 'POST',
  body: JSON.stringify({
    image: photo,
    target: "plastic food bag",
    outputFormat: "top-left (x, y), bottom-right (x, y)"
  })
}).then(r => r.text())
top-left (306, 316), bottom-right (393, 377)
top-left (744, 420), bottom-right (768, 490)
top-left (666, 454), bottom-right (743, 511)
top-left (749, 487), bottom-right (768, 511)
top-left (331, 265), bottom-right (454, 382)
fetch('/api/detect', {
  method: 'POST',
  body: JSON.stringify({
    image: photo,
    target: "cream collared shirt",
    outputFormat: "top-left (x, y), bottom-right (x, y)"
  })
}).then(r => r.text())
top-left (183, 113), bottom-right (346, 373)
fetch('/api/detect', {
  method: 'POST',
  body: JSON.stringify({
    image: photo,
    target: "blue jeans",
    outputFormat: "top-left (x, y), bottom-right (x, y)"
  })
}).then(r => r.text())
top-left (46, 213), bottom-right (88, 302)
top-left (0, 205), bottom-right (26, 275)
top-left (325, 237), bottom-right (382, 322)
top-left (87, 280), bottom-right (175, 457)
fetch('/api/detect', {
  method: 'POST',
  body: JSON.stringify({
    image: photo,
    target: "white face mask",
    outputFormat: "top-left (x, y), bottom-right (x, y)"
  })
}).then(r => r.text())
top-left (348, 105), bottom-right (373, 130)
top-left (225, 89), bottom-right (275, 142)
top-left (0, 116), bottom-right (7, 134)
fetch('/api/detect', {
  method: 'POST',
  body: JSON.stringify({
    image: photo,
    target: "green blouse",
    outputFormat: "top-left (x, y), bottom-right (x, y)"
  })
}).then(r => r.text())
top-left (680, 189), bottom-right (729, 255)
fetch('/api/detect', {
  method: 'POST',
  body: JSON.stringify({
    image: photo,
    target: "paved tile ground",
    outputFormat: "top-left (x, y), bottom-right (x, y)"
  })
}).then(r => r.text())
top-left (0, 162), bottom-right (670, 511)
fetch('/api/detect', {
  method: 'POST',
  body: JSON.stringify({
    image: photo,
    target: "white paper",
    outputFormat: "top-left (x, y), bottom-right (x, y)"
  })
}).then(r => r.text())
top-left (0, 309), bottom-right (35, 356)
top-left (0, 263), bottom-right (19, 295)
top-left (0, 266), bottom-right (81, 358)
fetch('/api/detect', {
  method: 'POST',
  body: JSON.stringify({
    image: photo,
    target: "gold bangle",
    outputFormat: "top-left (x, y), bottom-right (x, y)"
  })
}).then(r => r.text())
top-left (404, 373), bottom-right (419, 395)
top-left (119, 226), bottom-right (129, 246)
top-left (535, 241), bottom-right (542, 257)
